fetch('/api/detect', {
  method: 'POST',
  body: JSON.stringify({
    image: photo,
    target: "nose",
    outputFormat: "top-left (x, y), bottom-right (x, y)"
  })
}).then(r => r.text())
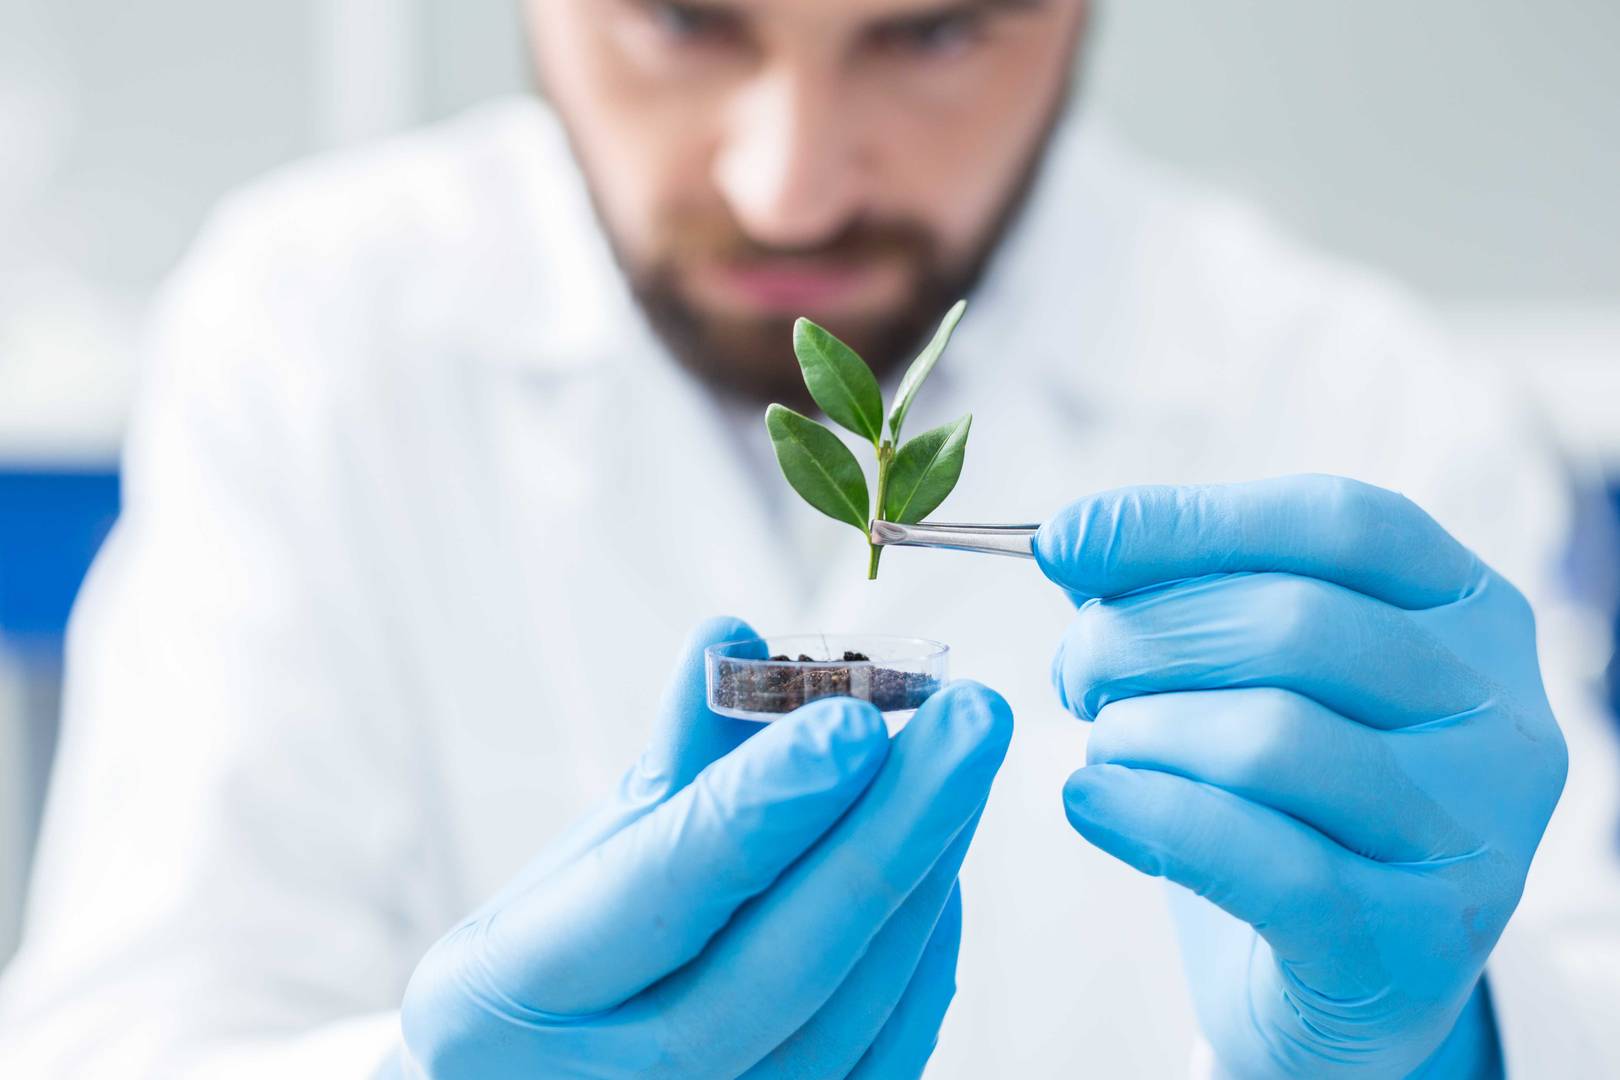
top-left (712, 63), bottom-right (862, 250)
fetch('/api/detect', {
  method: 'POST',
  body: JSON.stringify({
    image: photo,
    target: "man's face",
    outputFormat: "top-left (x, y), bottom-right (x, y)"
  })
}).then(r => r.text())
top-left (526, 0), bottom-right (1089, 405)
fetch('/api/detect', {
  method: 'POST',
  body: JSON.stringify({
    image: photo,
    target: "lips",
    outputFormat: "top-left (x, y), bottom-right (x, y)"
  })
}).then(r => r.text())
top-left (713, 260), bottom-right (869, 309)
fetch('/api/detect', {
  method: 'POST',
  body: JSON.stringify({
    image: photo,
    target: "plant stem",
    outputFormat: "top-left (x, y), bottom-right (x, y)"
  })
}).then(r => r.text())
top-left (869, 441), bottom-right (895, 580)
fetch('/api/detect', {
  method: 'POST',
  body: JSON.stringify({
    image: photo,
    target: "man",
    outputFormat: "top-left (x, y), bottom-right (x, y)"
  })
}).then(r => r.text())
top-left (2, 0), bottom-right (1617, 1075)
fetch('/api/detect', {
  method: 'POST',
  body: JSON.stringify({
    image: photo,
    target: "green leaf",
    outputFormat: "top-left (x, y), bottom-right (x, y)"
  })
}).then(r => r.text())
top-left (887, 299), bottom-right (967, 442)
top-left (793, 319), bottom-right (884, 445)
top-left (766, 404), bottom-right (872, 532)
top-left (883, 414), bottom-right (972, 524)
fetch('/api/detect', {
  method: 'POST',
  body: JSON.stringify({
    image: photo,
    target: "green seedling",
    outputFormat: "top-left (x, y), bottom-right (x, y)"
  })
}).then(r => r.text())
top-left (766, 300), bottom-right (971, 580)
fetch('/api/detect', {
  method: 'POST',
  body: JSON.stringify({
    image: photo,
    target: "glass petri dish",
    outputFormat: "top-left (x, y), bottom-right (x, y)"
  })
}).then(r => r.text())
top-left (706, 634), bottom-right (949, 723)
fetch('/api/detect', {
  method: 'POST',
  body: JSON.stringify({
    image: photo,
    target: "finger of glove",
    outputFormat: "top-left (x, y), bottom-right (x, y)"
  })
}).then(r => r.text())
top-left (629, 681), bottom-right (1011, 1069)
top-left (845, 884), bottom-right (963, 1080)
top-left (1052, 571), bottom-right (1490, 728)
top-left (1063, 763), bottom-right (1373, 967)
top-left (739, 821), bottom-right (974, 1080)
top-left (467, 615), bottom-right (766, 924)
top-left (1035, 476), bottom-right (1483, 609)
top-left (479, 695), bottom-right (891, 1017)
top-left (1087, 688), bottom-right (1482, 863)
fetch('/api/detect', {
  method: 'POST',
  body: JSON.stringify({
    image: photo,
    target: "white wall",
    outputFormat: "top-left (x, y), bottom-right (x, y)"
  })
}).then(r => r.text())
top-left (1085, 0), bottom-right (1620, 306)
top-left (0, 0), bottom-right (316, 459)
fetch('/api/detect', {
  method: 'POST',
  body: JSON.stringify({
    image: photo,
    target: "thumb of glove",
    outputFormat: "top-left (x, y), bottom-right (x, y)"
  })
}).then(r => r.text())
top-left (631, 615), bottom-right (765, 803)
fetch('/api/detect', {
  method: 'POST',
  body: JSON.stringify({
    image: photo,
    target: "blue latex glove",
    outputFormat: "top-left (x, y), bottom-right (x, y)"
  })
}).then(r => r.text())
top-left (397, 616), bottom-right (1013, 1080)
top-left (1035, 476), bottom-right (1567, 1078)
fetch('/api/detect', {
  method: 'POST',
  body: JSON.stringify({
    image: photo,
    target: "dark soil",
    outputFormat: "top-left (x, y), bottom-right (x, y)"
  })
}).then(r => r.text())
top-left (713, 651), bottom-right (939, 715)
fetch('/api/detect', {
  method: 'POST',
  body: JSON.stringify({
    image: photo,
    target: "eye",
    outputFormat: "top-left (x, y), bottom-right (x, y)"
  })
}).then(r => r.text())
top-left (645, 1), bottom-right (742, 45)
top-left (871, 11), bottom-right (986, 58)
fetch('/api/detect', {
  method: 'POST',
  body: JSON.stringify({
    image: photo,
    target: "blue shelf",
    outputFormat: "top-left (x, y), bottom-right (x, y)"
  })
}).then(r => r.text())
top-left (0, 469), bottom-right (121, 654)
top-left (1607, 484), bottom-right (1620, 723)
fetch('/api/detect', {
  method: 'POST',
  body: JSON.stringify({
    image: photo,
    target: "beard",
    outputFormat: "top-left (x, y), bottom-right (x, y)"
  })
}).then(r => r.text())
top-left (558, 104), bottom-right (1069, 412)
top-left (626, 218), bottom-right (974, 411)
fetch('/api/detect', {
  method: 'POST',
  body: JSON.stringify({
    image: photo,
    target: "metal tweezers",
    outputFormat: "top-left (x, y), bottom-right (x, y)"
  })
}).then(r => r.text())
top-left (869, 520), bottom-right (1040, 559)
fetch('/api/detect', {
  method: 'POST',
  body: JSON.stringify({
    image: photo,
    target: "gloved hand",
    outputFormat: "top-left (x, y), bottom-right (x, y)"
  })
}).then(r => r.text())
top-left (1035, 476), bottom-right (1567, 1078)
top-left (397, 616), bottom-right (1013, 1080)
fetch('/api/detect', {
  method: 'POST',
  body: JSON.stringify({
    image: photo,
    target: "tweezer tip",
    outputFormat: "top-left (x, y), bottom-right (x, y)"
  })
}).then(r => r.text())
top-left (870, 520), bottom-right (908, 546)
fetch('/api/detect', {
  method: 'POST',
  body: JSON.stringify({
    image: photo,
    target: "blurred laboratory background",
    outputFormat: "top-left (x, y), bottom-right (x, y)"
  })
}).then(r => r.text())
top-left (2, 0), bottom-right (1618, 961)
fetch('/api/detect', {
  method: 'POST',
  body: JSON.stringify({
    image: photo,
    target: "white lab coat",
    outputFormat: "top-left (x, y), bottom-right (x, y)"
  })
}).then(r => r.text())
top-left (2, 96), bottom-right (1617, 1078)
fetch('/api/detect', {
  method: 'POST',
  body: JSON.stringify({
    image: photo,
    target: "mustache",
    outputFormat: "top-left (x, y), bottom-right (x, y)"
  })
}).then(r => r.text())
top-left (660, 213), bottom-right (941, 264)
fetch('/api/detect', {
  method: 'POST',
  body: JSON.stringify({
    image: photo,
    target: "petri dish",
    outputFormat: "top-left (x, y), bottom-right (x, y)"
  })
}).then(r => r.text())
top-left (706, 634), bottom-right (949, 723)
